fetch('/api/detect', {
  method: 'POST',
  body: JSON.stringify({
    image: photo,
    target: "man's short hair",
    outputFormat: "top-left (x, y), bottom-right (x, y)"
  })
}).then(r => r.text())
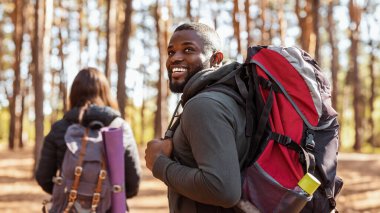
top-left (174, 22), bottom-right (222, 54)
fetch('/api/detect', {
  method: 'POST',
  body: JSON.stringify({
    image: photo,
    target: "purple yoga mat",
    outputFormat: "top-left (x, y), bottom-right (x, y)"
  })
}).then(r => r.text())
top-left (102, 127), bottom-right (127, 213)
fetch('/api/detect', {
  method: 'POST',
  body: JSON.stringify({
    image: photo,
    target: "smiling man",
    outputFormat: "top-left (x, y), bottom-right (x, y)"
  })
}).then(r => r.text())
top-left (145, 22), bottom-right (251, 213)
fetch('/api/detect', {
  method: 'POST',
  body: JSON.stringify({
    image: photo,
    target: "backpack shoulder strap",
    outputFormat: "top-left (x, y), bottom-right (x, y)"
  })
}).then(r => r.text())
top-left (64, 128), bottom-right (90, 212)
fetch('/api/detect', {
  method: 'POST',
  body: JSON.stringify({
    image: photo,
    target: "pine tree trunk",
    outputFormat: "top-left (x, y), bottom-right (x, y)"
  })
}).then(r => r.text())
top-left (19, 88), bottom-right (26, 148)
top-left (232, 0), bottom-right (241, 55)
top-left (312, 0), bottom-right (320, 62)
top-left (57, 1), bottom-right (67, 113)
top-left (368, 41), bottom-right (375, 148)
top-left (105, 0), bottom-right (117, 80)
top-left (33, 0), bottom-right (46, 172)
top-left (79, 0), bottom-right (85, 66)
top-left (153, 0), bottom-right (169, 138)
top-left (327, 0), bottom-right (339, 112)
top-left (117, 0), bottom-right (132, 118)
top-left (186, 0), bottom-right (192, 21)
top-left (9, 0), bottom-right (24, 150)
top-left (245, 0), bottom-right (253, 47)
top-left (349, 0), bottom-right (362, 151)
top-left (295, 0), bottom-right (313, 53)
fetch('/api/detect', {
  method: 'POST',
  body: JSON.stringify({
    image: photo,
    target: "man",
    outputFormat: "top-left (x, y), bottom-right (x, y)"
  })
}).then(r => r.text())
top-left (145, 22), bottom-right (251, 212)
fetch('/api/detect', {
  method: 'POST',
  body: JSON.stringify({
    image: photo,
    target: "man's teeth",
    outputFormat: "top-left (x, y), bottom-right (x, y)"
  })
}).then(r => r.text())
top-left (172, 68), bottom-right (187, 73)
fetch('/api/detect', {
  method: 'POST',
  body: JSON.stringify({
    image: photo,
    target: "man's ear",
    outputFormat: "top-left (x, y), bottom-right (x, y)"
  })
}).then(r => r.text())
top-left (211, 51), bottom-right (224, 67)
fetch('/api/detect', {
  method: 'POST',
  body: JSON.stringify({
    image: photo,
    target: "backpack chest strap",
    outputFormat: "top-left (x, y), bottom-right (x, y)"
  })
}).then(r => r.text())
top-left (268, 132), bottom-right (316, 174)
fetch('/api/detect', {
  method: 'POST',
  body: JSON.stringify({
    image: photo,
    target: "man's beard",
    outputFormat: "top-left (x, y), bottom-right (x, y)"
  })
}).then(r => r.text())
top-left (168, 60), bottom-right (209, 93)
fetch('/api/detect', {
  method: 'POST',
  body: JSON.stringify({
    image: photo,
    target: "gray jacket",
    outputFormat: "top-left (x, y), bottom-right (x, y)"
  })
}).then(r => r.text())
top-left (153, 62), bottom-right (251, 213)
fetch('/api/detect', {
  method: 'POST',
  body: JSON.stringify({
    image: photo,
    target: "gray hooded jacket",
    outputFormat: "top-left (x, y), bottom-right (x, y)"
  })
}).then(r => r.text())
top-left (152, 62), bottom-right (251, 213)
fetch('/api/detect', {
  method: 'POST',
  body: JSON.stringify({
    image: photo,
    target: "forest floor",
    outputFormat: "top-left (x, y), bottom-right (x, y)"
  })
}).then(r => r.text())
top-left (0, 145), bottom-right (379, 213)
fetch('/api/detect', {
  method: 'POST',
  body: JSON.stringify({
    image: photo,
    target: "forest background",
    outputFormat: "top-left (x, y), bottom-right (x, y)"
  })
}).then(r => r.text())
top-left (0, 0), bottom-right (379, 172)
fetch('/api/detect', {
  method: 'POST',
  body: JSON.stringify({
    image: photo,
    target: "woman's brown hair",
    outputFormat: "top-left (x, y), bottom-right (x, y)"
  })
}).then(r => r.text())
top-left (69, 67), bottom-right (119, 110)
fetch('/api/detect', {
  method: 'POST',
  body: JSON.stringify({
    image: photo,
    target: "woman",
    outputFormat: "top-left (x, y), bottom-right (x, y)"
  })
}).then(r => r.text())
top-left (35, 67), bottom-right (141, 212)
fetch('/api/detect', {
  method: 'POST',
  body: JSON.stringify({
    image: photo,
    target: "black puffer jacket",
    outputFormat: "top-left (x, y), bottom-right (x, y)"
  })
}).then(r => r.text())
top-left (35, 105), bottom-right (141, 198)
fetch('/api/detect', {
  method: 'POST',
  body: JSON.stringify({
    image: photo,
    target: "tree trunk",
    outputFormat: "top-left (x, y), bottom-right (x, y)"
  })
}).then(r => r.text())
top-left (32, 0), bottom-right (46, 172)
top-left (19, 86), bottom-right (26, 148)
top-left (368, 40), bottom-right (375, 148)
top-left (295, 0), bottom-right (313, 53)
top-left (57, 2), bottom-right (68, 113)
top-left (186, 0), bottom-right (192, 21)
top-left (79, 0), bottom-right (85, 67)
top-left (232, 0), bottom-right (241, 55)
top-left (312, 0), bottom-right (320, 62)
top-left (260, 0), bottom-right (270, 45)
top-left (327, 0), bottom-right (339, 112)
top-left (245, 0), bottom-right (253, 47)
top-left (105, 0), bottom-right (117, 80)
top-left (349, 0), bottom-right (362, 151)
top-left (153, 0), bottom-right (169, 138)
top-left (366, 5), bottom-right (376, 148)
top-left (9, 0), bottom-right (24, 150)
top-left (117, 0), bottom-right (132, 118)
top-left (327, 0), bottom-right (341, 146)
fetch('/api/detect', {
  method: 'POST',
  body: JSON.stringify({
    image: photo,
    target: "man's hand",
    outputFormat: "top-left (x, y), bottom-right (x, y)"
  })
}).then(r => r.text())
top-left (145, 138), bottom-right (173, 171)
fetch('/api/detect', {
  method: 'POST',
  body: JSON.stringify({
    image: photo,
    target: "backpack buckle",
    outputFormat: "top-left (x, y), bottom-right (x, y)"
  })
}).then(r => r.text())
top-left (99, 169), bottom-right (107, 179)
top-left (74, 166), bottom-right (83, 176)
top-left (52, 176), bottom-right (63, 185)
top-left (92, 193), bottom-right (101, 202)
top-left (68, 190), bottom-right (77, 200)
top-left (305, 133), bottom-right (315, 151)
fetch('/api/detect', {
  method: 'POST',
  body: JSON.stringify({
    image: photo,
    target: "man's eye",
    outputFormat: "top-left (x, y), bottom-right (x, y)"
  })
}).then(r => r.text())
top-left (184, 48), bottom-right (194, 53)
top-left (168, 51), bottom-right (175, 56)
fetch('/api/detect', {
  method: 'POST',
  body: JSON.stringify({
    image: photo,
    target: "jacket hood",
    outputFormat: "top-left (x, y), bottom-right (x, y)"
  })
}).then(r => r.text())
top-left (181, 61), bottom-right (241, 104)
top-left (63, 105), bottom-right (120, 128)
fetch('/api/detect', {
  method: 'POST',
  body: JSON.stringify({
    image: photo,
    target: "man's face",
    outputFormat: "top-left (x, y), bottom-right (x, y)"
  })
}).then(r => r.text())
top-left (166, 30), bottom-right (212, 93)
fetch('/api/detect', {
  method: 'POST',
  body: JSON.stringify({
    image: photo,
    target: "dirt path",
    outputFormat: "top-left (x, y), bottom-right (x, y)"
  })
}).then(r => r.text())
top-left (0, 146), bottom-right (379, 213)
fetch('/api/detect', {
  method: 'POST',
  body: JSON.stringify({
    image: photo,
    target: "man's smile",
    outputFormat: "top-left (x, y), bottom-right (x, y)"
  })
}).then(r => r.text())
top-left (171, 67), bottom-right (188, 79)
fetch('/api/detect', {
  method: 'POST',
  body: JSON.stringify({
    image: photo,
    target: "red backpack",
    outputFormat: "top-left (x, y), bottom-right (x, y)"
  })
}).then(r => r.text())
top-left (165, 45), bottom-right (343, 212)
top-left (235, 46), bottom-right (343, 212)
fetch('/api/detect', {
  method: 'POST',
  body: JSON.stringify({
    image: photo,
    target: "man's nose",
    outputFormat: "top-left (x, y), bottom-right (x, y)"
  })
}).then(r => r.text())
top-left (170, 51), bottom-right (184, 63)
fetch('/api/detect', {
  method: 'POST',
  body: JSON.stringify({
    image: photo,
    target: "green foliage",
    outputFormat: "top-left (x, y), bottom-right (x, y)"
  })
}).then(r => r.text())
top-left (126, 99), bottom-right (155, 145)
top-left (0, 107), bottom-right (9, 145)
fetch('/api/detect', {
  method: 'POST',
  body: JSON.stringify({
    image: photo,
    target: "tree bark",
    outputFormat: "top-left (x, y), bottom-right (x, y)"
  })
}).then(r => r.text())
top-left (312, 0), bottom-right (320, 62)
top-left (245, 0), bottom-right (253, 47)
top-left (79, 0), bottom-right (85, 67)
top-left (232, 0), bottom-right (241, 55)
top-left (117, 0), bottom-right (132, 118)
top-left (295, 0), bottom-right (313, 53)
top-left (349, 0), bottom-right (362, 151)
top-left (9, 0), bottom-right (24, 150)
top-left (366, 5), bottom-right (376, 148)
top-left (368, 40), bottom-right (375, 148)
top-left (19, 86), bottom-right (26, 148)
top-left (153, 0), bottom-right (169, 138)
top-left (105, 0), bottom-right (117, 80)
top-left (32, 0), bottom-right (46, 172)
top-left (186, 0), bottom-right (192, 21)
top-left (260, 0), bottom-right (270, 45)
top-left (327, 0), bottom-right (339, 111)
top-left (57, 1), bottom-right (68, 113)
top-left (327, 0), bottom-right (341, 146)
